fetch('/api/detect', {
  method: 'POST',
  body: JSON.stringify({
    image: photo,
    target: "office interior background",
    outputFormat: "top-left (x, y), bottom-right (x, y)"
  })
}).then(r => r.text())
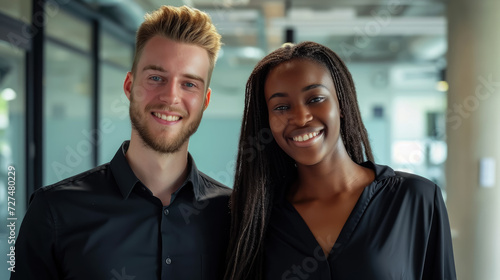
top-left (0, 0), bottom-right (499, 279)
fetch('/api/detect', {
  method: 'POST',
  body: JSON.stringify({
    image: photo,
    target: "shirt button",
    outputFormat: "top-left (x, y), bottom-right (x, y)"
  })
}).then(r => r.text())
top-left (164, 209), bottom-right (169, 216)
top-left (165, 257), bottom-right (172, 265)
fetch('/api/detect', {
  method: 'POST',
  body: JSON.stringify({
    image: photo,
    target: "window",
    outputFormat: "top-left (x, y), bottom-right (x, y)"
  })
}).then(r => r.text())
top-left (98, 32), bottom-right (132, 164)
top-left (0, 0), bottom-right (31, 23)
top-left (0, 39), bottom-right (26, 280)
top-left (44, 11), bottom-right (93, 185)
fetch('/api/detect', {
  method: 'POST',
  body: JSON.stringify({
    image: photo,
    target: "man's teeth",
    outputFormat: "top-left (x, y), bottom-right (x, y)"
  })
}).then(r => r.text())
top-left (293, 131), bottom-right (320, 142)
top-left (153, 112), bottom-right (180, 121)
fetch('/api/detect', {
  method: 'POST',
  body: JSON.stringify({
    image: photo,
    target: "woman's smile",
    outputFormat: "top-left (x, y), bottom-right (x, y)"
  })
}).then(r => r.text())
top-left (265, 59), bottom-right (342, 166)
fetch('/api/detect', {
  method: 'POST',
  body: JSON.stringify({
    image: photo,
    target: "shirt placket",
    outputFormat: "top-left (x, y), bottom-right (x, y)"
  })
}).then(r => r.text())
top-left (160, 198), bottom-right (175, 279)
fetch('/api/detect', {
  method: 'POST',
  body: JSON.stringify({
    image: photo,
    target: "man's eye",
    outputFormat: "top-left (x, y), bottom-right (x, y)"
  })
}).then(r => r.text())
top-left (150, 76), bottom-right (162, 82)
top-left (184, 82), bottom-right (195, 88)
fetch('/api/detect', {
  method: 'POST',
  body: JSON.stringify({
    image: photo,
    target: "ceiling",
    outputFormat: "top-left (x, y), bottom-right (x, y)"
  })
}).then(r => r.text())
top-left (77, 0), bottom-right (448, 63)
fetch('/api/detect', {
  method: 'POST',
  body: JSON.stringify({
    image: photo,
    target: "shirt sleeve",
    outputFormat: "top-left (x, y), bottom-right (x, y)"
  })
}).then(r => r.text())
top-left (422, 185), bottom-right (457, 280)
top-left (11, 190), bottom-right (60, 280)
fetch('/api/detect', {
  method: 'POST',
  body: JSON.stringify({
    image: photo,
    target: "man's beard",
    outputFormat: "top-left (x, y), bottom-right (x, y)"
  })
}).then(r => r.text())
top-left (129, 92), bottom-right (203, 154)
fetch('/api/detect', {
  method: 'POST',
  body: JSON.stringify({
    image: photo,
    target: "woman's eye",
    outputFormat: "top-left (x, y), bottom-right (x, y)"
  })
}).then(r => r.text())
top-left (309, 96), bottom-right (325, 103)
top-left (274, 105), bottom-right (289, 111)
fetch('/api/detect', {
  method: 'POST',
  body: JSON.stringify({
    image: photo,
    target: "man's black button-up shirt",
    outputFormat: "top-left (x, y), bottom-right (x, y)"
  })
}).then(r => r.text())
top-left (11, 141), bottom-right (232, 280)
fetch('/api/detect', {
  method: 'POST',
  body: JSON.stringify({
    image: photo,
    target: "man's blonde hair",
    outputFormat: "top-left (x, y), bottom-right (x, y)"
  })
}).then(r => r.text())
top-left (131, 5), bottom-right (222, 90)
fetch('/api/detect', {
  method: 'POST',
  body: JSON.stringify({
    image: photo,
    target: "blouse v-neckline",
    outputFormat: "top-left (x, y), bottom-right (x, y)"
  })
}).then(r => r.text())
top-left (283, 176), bottom-right (379, 261)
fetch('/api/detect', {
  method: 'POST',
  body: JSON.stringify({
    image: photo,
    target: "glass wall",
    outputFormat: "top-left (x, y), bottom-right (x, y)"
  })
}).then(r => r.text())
top-left (282, 6), bottom-right (448, 190)
top-left (43, 10), bottom-right (93, 185)
top-left (0, 39), bottom-right (26, 280)
top-left (191, 6), bottom-right (448, 190)
top-left (0, 0), bottom-right (31, 23)
top-left (189, 9), bottom-right (265, 187)
top-left (98, 32), bottom-right (132, 164)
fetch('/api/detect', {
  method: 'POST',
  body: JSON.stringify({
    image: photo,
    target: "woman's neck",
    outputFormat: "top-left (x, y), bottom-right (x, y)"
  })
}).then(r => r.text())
top-left (289, 154), bottom-right (374, 203)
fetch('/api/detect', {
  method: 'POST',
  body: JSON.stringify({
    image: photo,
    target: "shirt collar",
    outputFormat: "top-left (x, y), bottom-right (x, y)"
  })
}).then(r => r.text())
top-left (109, 141), bottom-right (140, 199)
top-left (359, 160), bottom-right (396, 182)
top-left (176, 152), bottom-right (204, 201)
top-left (109, 141), bottom-right (205, 201)
top-left (274, 160), bottom-right (396, 205)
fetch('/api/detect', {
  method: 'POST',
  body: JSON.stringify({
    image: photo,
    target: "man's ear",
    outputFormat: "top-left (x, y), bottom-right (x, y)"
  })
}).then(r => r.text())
top-left (124, 72), bottom-right (133, 101)
top-left (204, 88), bottom-right (211, 110)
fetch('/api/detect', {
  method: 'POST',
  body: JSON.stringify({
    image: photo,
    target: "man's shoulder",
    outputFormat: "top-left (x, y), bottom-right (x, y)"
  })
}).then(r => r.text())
top-left (40, 163), bottom-right (112, 194)
top-left (26, 164), bottom-right (114, 218)
top-left (197, 171), bottom-right (232, 198)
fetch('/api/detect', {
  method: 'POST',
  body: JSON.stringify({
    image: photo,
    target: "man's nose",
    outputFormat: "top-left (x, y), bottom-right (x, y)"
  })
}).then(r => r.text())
top-left (158, 81), bottom-right (180, 104)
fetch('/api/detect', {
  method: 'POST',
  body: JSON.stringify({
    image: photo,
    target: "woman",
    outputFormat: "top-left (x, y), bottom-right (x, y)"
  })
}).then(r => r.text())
top-left (225, 41), bottom-right (456, 280)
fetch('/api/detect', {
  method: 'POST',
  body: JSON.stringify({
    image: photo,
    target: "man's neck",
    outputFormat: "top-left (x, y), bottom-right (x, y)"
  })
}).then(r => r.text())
top-left (125, 136), bottom-right (189, 206)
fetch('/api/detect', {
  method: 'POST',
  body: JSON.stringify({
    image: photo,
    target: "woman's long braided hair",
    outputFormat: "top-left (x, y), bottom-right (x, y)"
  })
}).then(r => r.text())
top-left (224, 41), bottom-right (374, 280)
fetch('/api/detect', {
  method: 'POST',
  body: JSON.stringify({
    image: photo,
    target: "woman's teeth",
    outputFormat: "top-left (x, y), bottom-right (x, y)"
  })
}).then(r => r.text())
top-left (293, 131), bottom-right (320, 142)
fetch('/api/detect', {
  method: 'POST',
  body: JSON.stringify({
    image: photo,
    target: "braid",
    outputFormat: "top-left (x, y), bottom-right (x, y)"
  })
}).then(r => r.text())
top-left (225, 41), bottom-right (373, 280)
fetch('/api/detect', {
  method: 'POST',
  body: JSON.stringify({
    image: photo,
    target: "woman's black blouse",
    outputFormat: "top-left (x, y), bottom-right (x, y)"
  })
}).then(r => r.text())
top-left (264, 162), bottom-right (456, 280)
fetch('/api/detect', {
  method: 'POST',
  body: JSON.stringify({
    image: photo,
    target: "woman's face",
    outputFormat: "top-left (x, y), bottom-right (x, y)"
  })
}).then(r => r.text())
top-left (264, 59), bottom-right (343, 166)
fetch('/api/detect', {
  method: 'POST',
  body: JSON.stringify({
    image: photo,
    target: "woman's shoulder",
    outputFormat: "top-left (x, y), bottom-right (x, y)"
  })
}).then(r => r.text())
top-left (392, 170), bottom-right (437, 187)
top-left (366, 161), bottom-right (439, 199)
top-left (392, 170), bottom-right (438, 197)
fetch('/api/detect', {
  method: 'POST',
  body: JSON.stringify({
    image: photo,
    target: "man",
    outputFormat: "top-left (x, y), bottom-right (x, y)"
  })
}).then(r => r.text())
top-left (12, 5), bottom-right (231, 280)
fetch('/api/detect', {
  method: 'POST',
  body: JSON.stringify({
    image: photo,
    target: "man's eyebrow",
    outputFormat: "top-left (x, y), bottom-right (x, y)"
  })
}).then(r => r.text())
top-left (183, 73), bottom-right (206, 87)
top-left (267, 84), bottom-right (326, 101)
top-left (143, 65), bottom-right (166, 72)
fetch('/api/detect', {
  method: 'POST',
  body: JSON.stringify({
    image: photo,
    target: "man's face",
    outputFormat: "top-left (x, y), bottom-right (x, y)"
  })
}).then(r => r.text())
top-left (124, 36), bottom-right (211, 154)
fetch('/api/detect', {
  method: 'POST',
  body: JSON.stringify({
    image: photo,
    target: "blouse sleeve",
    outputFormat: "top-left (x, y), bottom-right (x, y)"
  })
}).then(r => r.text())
top-left (11, 190), bottom-right (60, 280)
top-left (422, 185), bottom-right (457, 280)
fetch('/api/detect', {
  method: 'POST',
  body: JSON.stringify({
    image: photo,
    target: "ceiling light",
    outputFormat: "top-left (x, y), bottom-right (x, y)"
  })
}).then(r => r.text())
top-left (1, 88), bottom-right (16, 101)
